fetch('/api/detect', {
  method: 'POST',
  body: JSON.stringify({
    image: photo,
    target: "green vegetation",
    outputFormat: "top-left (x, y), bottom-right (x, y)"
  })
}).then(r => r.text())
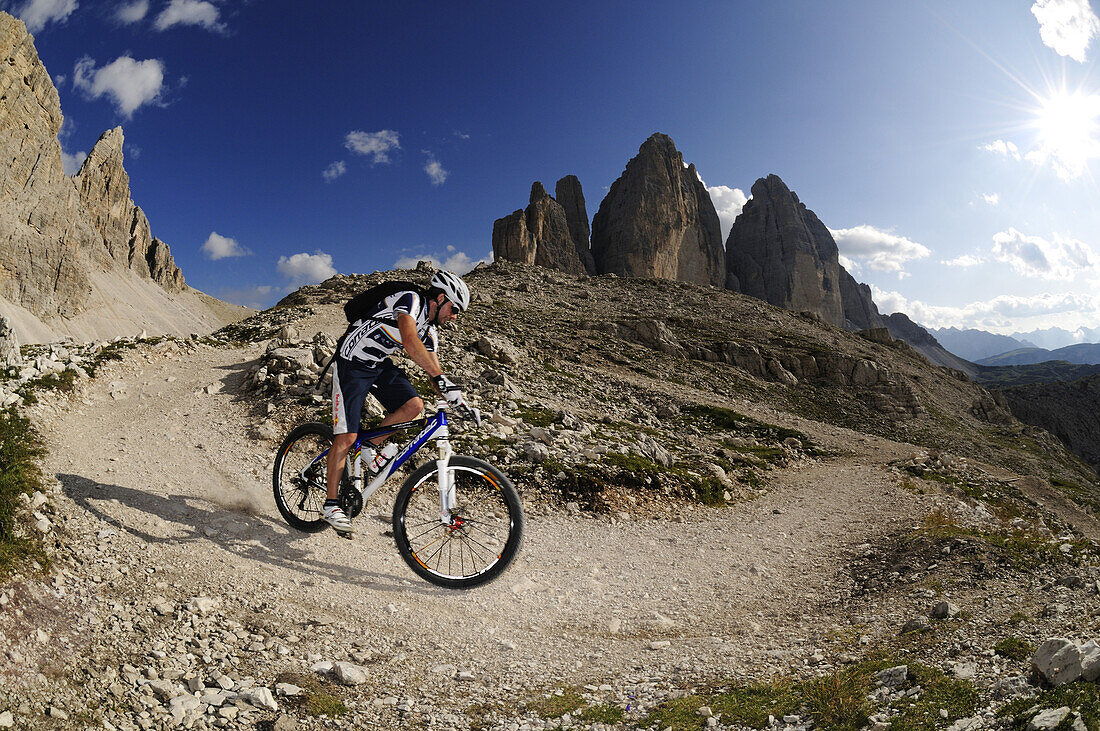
top-left (679, 403), bottom-right (826, 455)
top-left (527, 687), bottom-right (585, 718)
top-left (544, 450), bottom-right (731, 510)
top-left (994, 637), bottom-right (1035, 661)
top-left (920, 510), bottom-right (1089, 568)
top-left (999, 681), bottom-right (1100, 731)
top-left (515, 403), bottom-right (558, 428)
top-left (643, 658), bottom-right (978, 731)
top-left (0, 407), bottom-right (47, 577)
top-left (274, 672), bottom-right (348, 717)
top-left (575, 703), bottom-right (625, 724)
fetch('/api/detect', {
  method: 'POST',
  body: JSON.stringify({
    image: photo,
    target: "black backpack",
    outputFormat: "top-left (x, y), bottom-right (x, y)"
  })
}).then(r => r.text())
top-left (315, 280), bottom-right (426, 389)
top-left (343, 280), bottom-right (426, 324)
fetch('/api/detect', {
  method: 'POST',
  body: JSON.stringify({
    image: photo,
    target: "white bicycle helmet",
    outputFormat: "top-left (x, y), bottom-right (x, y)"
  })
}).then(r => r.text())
top-left (430, 270), bottom-right (471, 312)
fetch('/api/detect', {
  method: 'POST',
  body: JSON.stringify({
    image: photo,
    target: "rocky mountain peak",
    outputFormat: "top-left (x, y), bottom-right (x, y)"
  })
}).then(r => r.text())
top-left (529, 181), bottom-right (549, 203)
top-left (590, 133), bottom-right (725, 287)
top-left (491, 180), bottom-right (590, 276)
top-left (0, 10), bottom-right (241, 342)
top-left (554, 175), bottom-right (595, 275)
top-left (726, 174), bottom-right (846, 327)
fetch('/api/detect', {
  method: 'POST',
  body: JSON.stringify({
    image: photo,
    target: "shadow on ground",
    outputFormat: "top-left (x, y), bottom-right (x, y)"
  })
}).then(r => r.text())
top-left (57, 472), bottom-right (438, 595)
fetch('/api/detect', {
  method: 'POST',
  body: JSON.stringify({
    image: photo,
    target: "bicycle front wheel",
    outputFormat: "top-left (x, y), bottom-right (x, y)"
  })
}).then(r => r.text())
top-left (392, 456), bottom-right (524, 589)
top-left (273, 422), bottom-right (334, 533)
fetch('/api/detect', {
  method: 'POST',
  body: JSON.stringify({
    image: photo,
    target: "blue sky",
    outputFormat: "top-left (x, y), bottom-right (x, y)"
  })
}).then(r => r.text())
top-left (7, 0), bottom-right (1100, 340)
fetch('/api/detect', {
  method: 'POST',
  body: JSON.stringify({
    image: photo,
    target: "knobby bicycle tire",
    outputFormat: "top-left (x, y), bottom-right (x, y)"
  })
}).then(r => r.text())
top-left (272, 422), bottom-right (335, 533)
top-left (392, 456), bottom-right (523, 589)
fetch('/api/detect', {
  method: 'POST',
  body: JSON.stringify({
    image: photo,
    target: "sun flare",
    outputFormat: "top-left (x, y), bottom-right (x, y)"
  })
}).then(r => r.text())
top-left (1032, 88), bottom-right (1100, 178)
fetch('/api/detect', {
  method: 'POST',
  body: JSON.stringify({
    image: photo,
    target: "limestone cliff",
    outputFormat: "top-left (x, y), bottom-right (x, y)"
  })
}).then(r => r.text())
top-left (74, 128), bottom-right (186, 291)
top-left (590, 133), bottom-right (725, 286)
top-left (839, 267), bottom-right (885, 330)
top-left (491, 182), bottom-right (590, 276)
top-left (554, 175), bottom-right (595, 274)
top-left (0, 11), bottom-right (244, 342)
top-left (725, 175), bottom-right (845, 326)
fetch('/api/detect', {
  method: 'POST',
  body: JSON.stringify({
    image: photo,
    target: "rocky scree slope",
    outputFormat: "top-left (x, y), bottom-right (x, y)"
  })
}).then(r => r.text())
top-left (0, 262), bottom-right (1098, 730)
top-left (272, 261), bottom-right (1096, 514)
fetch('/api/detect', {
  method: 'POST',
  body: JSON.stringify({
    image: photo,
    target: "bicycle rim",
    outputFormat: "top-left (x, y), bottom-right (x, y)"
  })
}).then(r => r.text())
top-left (394, 460), bottom-right (521, 587)
top-left (273, 424), bottom-right (331, 531)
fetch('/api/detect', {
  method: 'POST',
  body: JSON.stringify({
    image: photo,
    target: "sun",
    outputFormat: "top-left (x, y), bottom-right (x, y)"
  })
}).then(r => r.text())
top-left (1032, 88), bottom-right (1100, 178)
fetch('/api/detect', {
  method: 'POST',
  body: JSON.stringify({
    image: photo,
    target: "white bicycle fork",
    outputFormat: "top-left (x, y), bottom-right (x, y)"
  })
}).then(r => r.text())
top-left (436, 417), bottom-right (456, 523)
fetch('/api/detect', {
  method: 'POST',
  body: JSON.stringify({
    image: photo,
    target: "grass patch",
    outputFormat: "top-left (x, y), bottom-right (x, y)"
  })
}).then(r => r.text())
top-left (680, 403), bottom-right (827, 456)
top-left (919, 510), bottom-right (1085, 568)
top-left (515, 404), bottom-right (557, 428)
top-left (576, 703), bottom-right (625, 724)
top-left (642, 658), bottom-right (977, 731)
top-left (273, 672), bottom-right (348, 717)
top-left (994, 637), bottom-right (1036, 662)
top-left (527, 687), bottom-right (585, 718)
top-left (999, 681), bottom-right (1100, 731)
top-left (0, 407), bottom-right (47, 578)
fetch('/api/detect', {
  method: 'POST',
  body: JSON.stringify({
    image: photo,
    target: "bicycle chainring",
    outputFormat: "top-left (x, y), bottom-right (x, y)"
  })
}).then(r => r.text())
top-left (338, 482), bottom-right (363, 519)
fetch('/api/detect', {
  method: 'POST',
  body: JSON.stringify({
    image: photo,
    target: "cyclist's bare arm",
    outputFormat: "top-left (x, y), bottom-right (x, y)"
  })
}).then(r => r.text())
top-left (397, 313), bottom-right (445, 392)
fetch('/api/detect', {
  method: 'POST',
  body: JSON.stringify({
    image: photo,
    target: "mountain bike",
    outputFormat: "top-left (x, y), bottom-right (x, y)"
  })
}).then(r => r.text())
top-left (272, 401), bottom-right (524, 589)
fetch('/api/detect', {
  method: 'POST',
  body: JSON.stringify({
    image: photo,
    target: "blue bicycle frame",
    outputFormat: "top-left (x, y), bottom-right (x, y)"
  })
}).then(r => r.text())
top-left (314, 399), bottom-right (461, 521)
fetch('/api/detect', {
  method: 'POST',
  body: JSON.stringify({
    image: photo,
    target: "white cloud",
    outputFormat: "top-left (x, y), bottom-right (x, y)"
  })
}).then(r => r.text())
top-left (941, 254), bottom-right (987, 267)
top-left (706, 184), bottom-right (749, 242)
top-left (115, 0), bottom-right (147, 24)
top-left (61, 149), bottom-right (86, 175)
top-left (980, 140), bottom-right (1022, 160)
top-left (14, 0), bottom-right (77, 32)
top-left (1031, 0), bottom-right (1100, 62)
top-left (73, 55), bottom-right (164, 118)
top-left (424, 153), bottom-right (448, 185)
top-left (871, 285), bottom-right (1100, 333)
top-left (453, 130), bottom-right (471, 140)
top-left (345, 130), bottom-right (400, 164)
top-left (991, 227), bottom-right (1097, 280)
top-left (981, 193), bottom-right (999, 205)
top-left (829, 224), bottom-right (931, 276)
top-left (154, 0), bottom-right (224, 32)
top-left (322, 160), bottom-right (346, 182)
top-left (277, 251), bottom-right (338, 286)
top-left (393, 248), bottom-right (490, 275)
top-left (200, 232), bottom-right (249, 260)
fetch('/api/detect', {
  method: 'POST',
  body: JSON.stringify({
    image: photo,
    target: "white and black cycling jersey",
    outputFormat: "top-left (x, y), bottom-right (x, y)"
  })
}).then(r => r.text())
top-left (337, 290), bottom-right (437, 366)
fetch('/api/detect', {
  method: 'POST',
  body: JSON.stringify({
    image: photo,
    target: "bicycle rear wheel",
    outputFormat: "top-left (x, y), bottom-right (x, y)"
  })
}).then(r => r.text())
top-left (392, 456), bottom-right (523, 589)
top-left (272, 422), bottom-right (334, 533)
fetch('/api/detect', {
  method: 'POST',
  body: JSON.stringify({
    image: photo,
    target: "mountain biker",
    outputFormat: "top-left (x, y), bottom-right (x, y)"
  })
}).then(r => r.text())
top-left (323, 270), bottom-right (471, 533)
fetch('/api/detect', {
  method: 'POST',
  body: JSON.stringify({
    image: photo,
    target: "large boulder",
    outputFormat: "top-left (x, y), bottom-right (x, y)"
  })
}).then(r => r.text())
top-left (590, 133), bottom-right (724, 286)
top-left (491, 182), bottom-right (590, 276)
top-left (725, 174), bottom-right (844, 326)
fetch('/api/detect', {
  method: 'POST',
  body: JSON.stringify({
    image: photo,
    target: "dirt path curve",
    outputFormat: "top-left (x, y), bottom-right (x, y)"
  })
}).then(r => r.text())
top-left (30, 341), bottom-right (942, 717)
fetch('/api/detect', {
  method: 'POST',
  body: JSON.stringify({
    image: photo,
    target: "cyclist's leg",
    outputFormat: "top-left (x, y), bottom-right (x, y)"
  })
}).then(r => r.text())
top-left (367, 359), bottom-right (424, 447)
top-left (327, 358), bottom-right (377, 501)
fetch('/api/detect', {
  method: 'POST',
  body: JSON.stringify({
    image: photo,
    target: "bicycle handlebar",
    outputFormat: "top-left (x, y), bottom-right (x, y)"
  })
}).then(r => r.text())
top-left (435, 400), bottom-right (482, 428)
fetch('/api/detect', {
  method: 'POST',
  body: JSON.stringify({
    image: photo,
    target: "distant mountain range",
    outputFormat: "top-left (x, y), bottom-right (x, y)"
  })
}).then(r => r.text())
top-left (976, 344), bottom-right (1100, 366)
top-left (930, 326), bottom-right (1100, 366)
top-left (928, 327), bottom-right (1036, 362)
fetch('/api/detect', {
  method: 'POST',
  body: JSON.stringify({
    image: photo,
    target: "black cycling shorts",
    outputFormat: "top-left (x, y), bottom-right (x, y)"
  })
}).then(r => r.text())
top-left (331, 357), bottom-right (419, 435)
